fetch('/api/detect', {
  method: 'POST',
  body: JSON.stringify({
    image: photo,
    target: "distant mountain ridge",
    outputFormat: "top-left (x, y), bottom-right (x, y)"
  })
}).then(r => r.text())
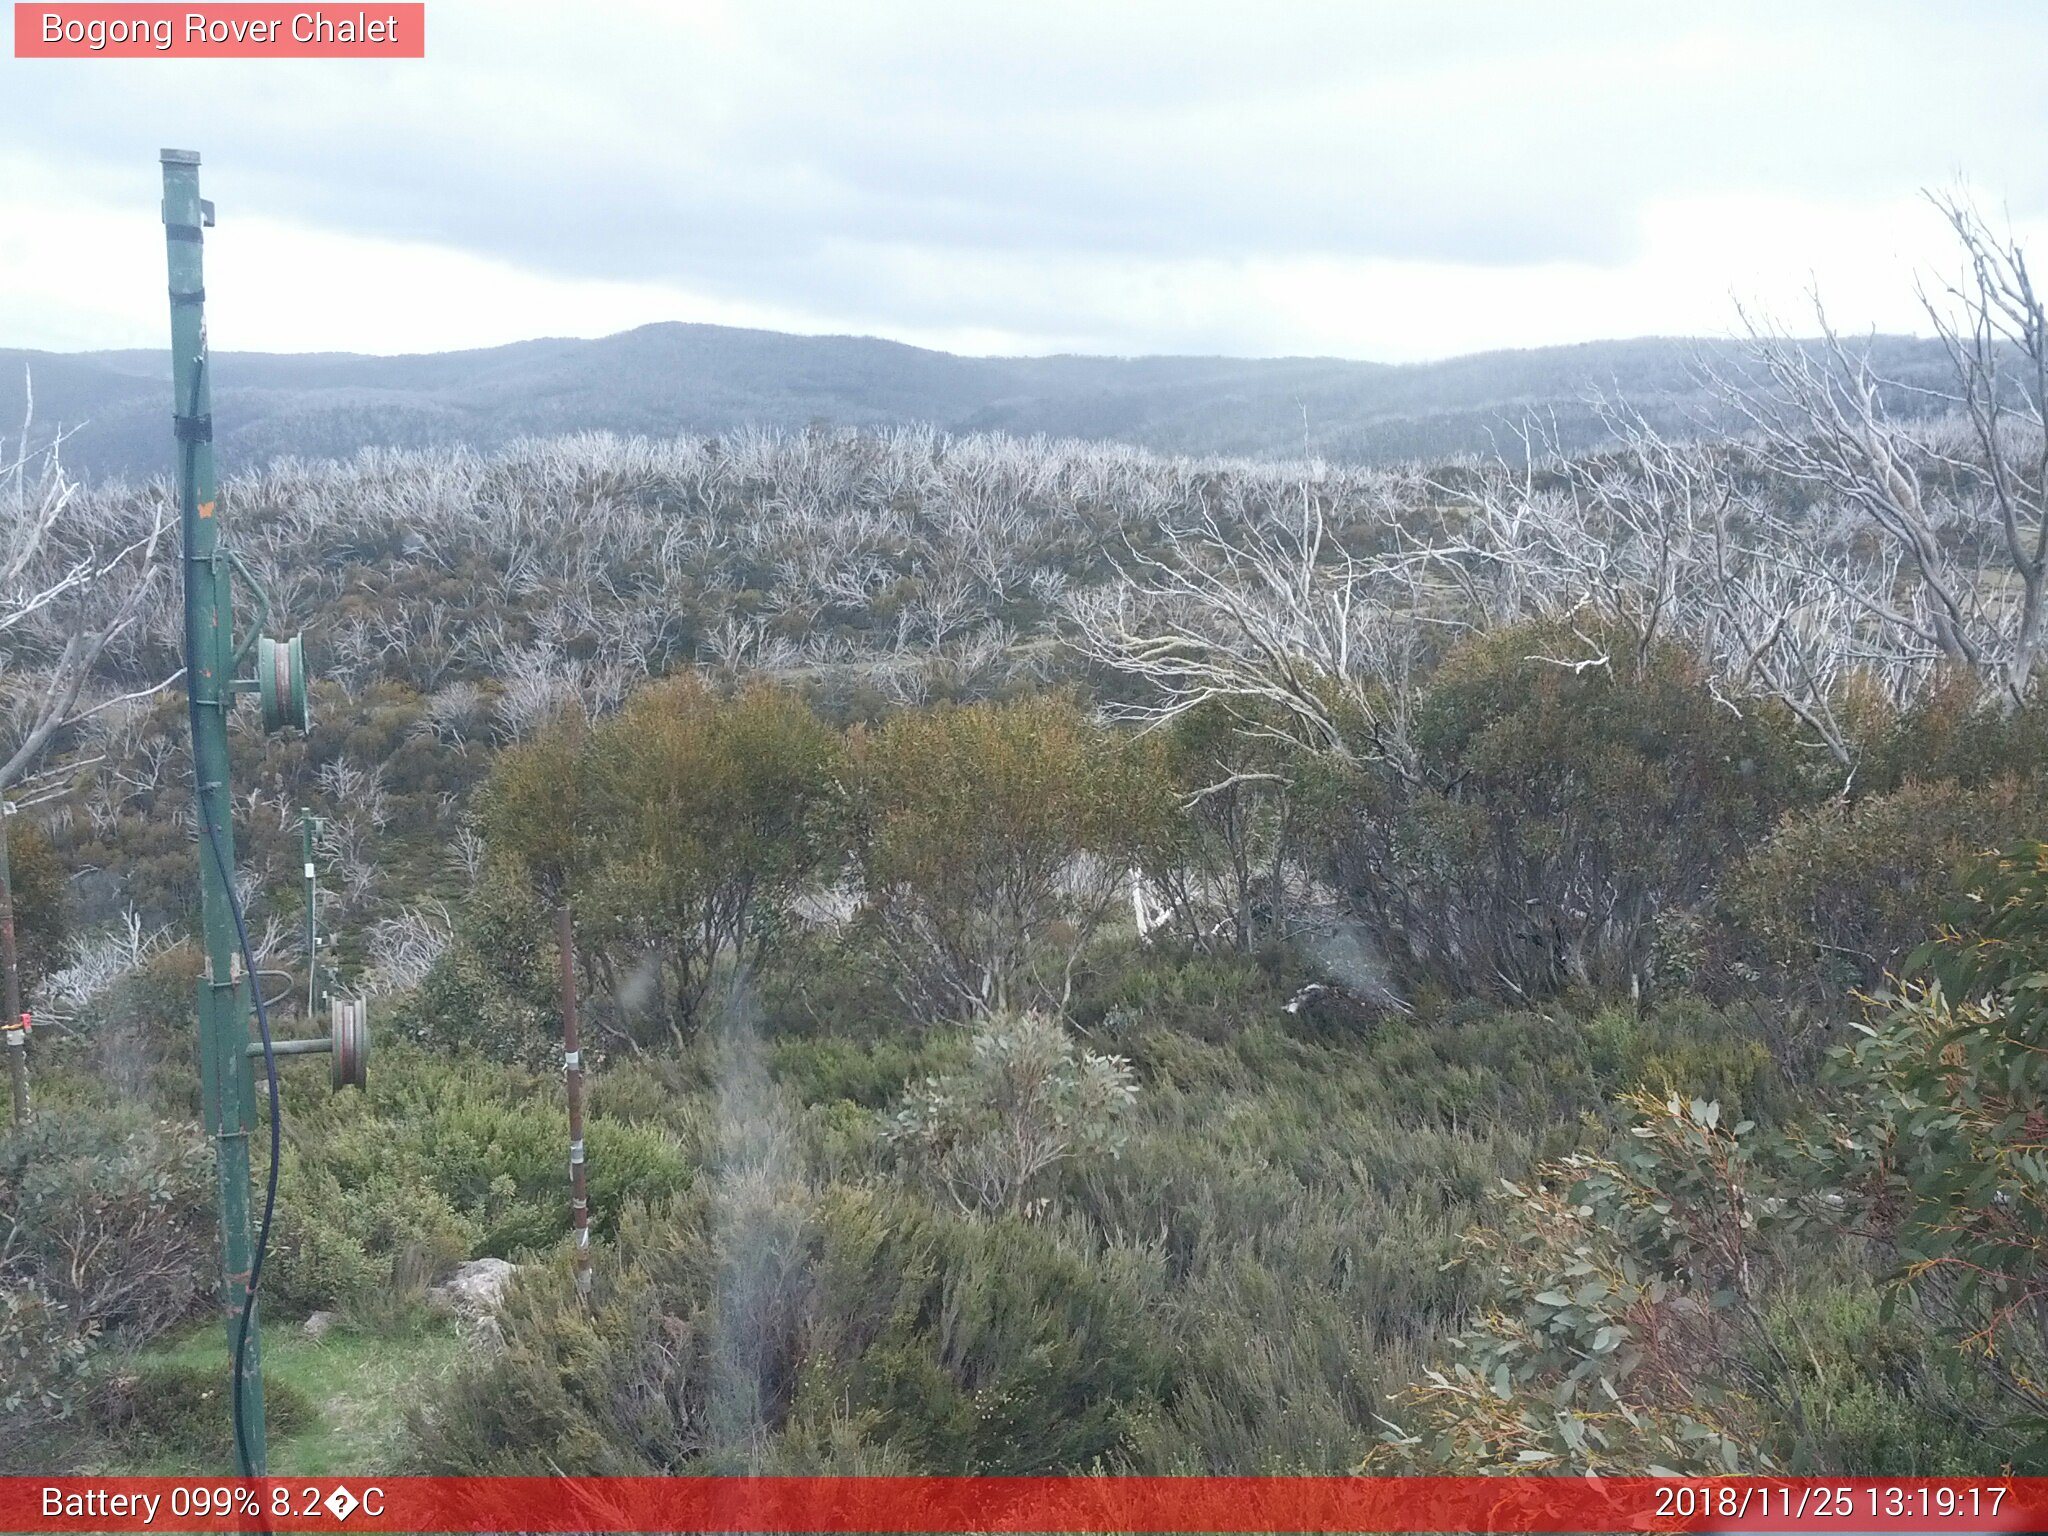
top-left (0, 321), bottom-right (1960, 483)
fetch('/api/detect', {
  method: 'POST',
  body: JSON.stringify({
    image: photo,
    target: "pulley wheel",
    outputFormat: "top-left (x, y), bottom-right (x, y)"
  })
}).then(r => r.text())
top-left (329, 997), bottom-right (368, 1092)
top-left (258, 634), bottom-right (310, 734)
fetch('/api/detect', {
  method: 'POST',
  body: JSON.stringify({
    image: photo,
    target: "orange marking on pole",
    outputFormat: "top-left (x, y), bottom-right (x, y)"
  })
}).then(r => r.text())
top-left (198, 500), bottom-right (216, 518)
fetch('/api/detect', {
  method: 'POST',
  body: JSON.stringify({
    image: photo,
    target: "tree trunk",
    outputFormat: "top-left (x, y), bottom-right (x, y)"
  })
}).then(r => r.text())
top-left (1, 805), bottom-right (27, 1127)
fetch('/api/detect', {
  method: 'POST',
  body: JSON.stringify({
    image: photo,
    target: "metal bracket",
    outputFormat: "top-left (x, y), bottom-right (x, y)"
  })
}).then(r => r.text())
top-left (227, 546), bottom-right (273, 672)
top-left (240, 998), bottom-right (367, 1094)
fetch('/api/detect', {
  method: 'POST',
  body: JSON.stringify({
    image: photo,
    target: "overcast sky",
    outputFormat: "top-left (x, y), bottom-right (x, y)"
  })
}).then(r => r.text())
top-left (4, 0), bottom-right (2047, 362)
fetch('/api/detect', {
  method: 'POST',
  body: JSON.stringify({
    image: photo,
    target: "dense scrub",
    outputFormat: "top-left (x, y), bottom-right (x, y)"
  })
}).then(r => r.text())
top-left (11, 408), bottom-right (2048, 1474)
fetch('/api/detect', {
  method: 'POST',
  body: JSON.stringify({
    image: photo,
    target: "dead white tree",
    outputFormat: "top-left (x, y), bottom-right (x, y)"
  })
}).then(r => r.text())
top-left (1, 386), bottom-right (170, 1121)
top-left (364, 900), bottom-right (454, 995)
top-left (1435, 404), bottom-right (1886, 772)
top-left (1, 422), bottom-right (171, 794)
top-left (1715, 193), bottom-right (2048, 712)
top-left (1069, 465), bottom-right (1427, 776)
top-left (316, 758), bottom-right (391, 831)
top-left (38, 906), bottom-right (177, 1031)
top-left (418, 679), bottom-right (489, 747)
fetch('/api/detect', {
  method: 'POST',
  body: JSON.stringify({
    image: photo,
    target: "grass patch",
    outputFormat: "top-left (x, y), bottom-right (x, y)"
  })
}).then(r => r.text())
top-left (96, 1320), bottom-right (466, 1475)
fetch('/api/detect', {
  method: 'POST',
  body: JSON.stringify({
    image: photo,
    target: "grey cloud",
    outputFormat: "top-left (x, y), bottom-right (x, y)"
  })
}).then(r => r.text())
top-left (7, 0), bottom-right (2048, 347)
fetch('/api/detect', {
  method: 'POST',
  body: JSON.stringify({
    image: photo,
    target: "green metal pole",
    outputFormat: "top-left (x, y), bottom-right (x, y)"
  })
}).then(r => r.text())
top-left (162, 148), bottom-right (266, 1476)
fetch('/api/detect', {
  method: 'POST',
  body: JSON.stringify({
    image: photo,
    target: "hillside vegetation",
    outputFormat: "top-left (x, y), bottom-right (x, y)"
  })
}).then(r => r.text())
top-left (9, 201), bottom-right (2048, 1475)
top-left (0, 326), bottom-right (1963, 483)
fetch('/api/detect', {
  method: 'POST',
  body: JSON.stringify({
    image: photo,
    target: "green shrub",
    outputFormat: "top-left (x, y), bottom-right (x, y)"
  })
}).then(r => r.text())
top-left (413, 1184), bottom-right (1168, 1474)
top-left (752, 929), bottom-right (903, 1044)
top-left (1071, 940), bottom-right (1292, 1045)
top-left (480, 679), bottom-right (848, 1047)
top-left (269, 1152), bottom-right (482, 1315)
top-left (1725, 776), bottom-right (2047, 991)
top-left (585, 1053), bottom-right (700, 1121)
top-left (0, 1104), bottom-right (212, 1341)
top-left (41, 943), bottom-right (205, 1111)
top-left (93, 1362), bottom-right (313, 1461)
top-left (883, 1012), bottom-right (1137, 1217)
top-left (1754, 1281), bottom-right (2003, 1474)
top-left (269, 1047), bottom-right (690, 1312)
top-left (1324, 622), bottom-right (1808, 1000)
top-left (6, 815), bottom-right (69, 1001)
top-left (1809, 842), bottom-right (2048, 1432)
top-left (1583, 996), bottom-right (1787, 1125)
top-left (1141, 703), bottom-right (1299, 953)
top-left (768, 1033), bottom-right (958, 1110)
top-left (803, 1192), bottom-right (1167, 1472)
top-left (848, 693), bottom-right (1172, 1020)
top-left (1372, 1093), bottom-right (1784, 1474)
top-left (1858, 674), bottom-right (2048, 794)
top-left (394, 857), bottom-right (559, 1065)
top-left (0, 1279), bottom-right (94, 1435)
top-left (1378, 981), bottom-right (2040, 1478)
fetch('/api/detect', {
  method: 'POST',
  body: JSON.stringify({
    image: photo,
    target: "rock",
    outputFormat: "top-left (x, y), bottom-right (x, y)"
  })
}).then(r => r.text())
top-left (428, 1256), bottom-right (520, 1319)
top-left (1282, 982), bottom-right (1330, 1015)
top-left (1293, 910), bottom-right (1410, 1016)
top-left (302, 1310), bottom-right (340, 1342)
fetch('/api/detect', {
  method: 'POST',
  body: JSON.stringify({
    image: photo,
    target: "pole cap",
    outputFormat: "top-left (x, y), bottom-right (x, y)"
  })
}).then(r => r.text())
top-left (160, 149), bottom-right (202, 165)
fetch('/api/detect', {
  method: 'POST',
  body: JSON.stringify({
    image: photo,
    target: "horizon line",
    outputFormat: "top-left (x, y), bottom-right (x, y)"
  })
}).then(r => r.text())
top-left (0, 317), bottom-right (1951, 371)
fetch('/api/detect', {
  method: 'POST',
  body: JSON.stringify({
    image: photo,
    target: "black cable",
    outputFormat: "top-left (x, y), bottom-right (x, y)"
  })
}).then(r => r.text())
top-left (182, 398), bottom-right (282, 1479)
top-left (202, 806), bottom-right (281, 1479)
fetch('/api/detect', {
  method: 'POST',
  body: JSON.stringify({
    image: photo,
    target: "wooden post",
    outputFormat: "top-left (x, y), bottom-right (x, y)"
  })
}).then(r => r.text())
top-left (303, 808), bottom-right (320, 1021)
top-left (558, 903), bottom-right (592, 1302)
top-left (1, 799), bottom-right (27, 1127)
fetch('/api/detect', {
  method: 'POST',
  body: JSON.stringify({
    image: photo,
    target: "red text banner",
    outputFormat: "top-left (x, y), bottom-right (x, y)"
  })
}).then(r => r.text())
top-left (1, 1477), bottom-right (2043, 1534)
top-left (14, 5), bottom-right (425, 57)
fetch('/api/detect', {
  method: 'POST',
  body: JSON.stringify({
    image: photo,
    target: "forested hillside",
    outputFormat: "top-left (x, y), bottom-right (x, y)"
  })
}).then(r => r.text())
top-left (7, 203), bottom-right (2048, 1477)
top-left (0, 326), bottom-right (1963, 484)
